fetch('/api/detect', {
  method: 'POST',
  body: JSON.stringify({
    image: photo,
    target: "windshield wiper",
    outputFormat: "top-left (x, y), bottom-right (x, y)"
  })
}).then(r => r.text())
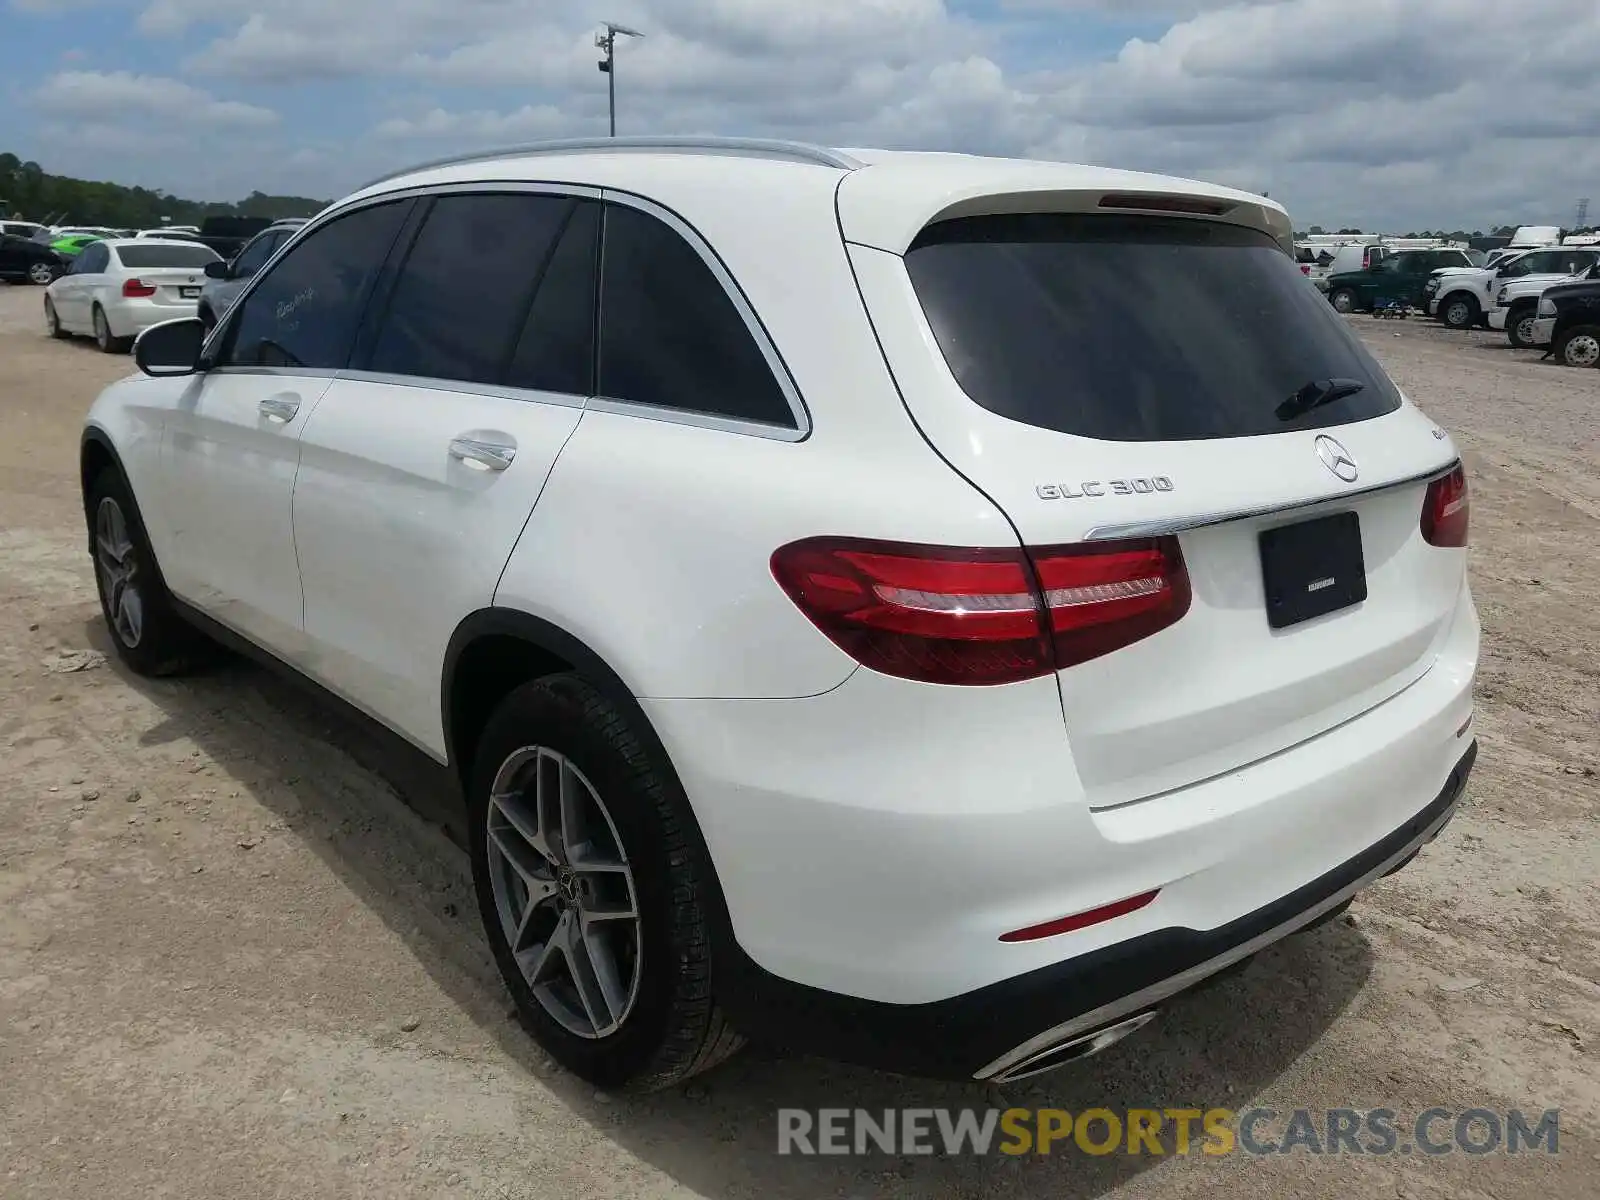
top-left (1276, 377), bottom-right (1366, 422)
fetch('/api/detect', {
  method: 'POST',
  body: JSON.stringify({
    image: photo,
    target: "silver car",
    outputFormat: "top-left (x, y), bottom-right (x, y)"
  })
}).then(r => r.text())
top-left (197, 219), bottom-right (307, 331)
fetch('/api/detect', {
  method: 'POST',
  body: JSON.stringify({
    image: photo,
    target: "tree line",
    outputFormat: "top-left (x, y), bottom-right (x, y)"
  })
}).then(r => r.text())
top-left (0, 152), bottom-right (328, 228)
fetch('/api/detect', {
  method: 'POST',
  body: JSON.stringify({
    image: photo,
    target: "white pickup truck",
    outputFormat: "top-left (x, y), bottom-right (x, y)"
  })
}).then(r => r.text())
top-left (1424, 246), bottom-right (1599, 330)
top-left (1488, 256), bottom-right (1600, 347)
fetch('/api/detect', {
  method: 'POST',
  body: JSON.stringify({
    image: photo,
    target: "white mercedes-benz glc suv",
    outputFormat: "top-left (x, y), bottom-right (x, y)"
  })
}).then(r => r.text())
top-left (80, 137), bottom-right (1478, 1091)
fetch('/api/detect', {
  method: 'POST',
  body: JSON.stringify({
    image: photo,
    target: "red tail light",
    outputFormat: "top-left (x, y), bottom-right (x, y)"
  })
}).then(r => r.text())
top-left (770, 536), bottom-right (1190, 685)
top-left (1300, 264), bottom-right (1312, 275)
top-left (1421, 464), bottom-right (1469, 547)
top-left (122, 278), bottom-right (156, 297)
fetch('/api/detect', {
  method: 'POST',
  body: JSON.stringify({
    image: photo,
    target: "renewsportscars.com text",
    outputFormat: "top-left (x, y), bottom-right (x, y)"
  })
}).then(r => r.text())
top-left (776, 1107), bottom-right (1560, 1157)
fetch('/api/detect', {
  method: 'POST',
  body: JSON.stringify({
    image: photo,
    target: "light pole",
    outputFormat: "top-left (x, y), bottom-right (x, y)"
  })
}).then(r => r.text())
top-left (595, 22), bottom-right (644, 137)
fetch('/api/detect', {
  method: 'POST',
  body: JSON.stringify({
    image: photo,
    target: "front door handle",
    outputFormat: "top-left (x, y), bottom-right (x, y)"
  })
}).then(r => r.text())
top-left (449, 436), bottom-right (517, 472)
top-left (258, 393), bottom-right (300, 423)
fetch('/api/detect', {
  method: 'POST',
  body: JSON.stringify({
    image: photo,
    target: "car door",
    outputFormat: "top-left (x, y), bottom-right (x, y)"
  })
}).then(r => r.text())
top-left (291, 189), bottom-right (598, 752)
top-left (72, 241), bottom-right (113, 325)
top-left (152, 198), bottom-right (415, 660)
top-left (0, 234), bottom-right (22, 279)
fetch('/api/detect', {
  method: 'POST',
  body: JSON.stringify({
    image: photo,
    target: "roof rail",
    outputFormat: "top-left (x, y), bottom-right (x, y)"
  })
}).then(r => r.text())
top-left (357, 136), bottom-right (863, 191)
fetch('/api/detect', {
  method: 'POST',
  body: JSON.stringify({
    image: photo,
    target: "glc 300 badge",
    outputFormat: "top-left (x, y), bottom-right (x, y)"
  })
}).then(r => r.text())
top-left (1036, 477), bottom-right (1175, 500)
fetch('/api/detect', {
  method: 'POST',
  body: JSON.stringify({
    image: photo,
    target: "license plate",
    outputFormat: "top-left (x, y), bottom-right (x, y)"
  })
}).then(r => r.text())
top-left (180, 286), bottom-right (199, 298)
top-left (1258, 512), bottom-right (1366, 629)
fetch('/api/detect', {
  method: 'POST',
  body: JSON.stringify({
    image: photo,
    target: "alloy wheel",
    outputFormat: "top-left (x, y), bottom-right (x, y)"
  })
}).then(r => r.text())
top-left (485, 746), bottom-right (643, 1039)
top-left (1445, 300), bottom-right (1471, 328)
top-left (1513, 314), bottom-right (1539, 346)
top-left (29, 262), bottom-right (54, 285)
top-left (1563, 333), bottom-right (1600, 368)
top-left (95, 497), bottom-right (144, 648)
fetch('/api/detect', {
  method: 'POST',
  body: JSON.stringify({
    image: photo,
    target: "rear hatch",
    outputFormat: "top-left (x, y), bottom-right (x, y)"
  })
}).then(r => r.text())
top-left (847, 203), bottom-right (1464, 808)
top-left (112, 243), bottom-right (219, 306)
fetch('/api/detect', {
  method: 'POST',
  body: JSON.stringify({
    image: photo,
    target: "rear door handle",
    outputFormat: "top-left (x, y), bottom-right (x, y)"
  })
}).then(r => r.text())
top-left (258, 394), bottom-right (300, 423)
top-left (449, 436), bottom-right (517, 472)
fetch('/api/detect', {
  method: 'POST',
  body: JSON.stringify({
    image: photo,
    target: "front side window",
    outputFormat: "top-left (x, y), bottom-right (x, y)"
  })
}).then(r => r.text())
top-left (230, 232), bottom-right (281, 279)
top-left (597, 202), bottom-right (793, 427)
top-left (366, 192), bottom-right (585, 388)
top-left (218, 200), bottom-right (410, 371)
top-left (905, 213), bottom-right (1403, 442)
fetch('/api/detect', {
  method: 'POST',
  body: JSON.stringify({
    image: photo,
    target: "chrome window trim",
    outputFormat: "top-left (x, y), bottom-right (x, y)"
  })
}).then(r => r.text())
top-left (210, 365), bottom-right (339, 380)
top-left (203, 178), bottom-right (813, 442)
top-left (335, 368), bottom-right (586, 410)
top-left (202, 181), bottom-right (601, 367)
top-left (1083, 459), bottom-right (1459, 541)
top-left (594, 187), bottom-right (811, 440)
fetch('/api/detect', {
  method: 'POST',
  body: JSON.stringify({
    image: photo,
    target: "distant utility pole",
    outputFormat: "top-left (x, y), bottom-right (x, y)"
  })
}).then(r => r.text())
top-left (596, 21), bottom-right (644, 137)
top-left (1576, 197), bottom-right (1591, 229)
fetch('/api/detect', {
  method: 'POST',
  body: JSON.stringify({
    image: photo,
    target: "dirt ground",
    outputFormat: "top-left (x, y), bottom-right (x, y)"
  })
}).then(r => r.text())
top-left (0, 283), bottom-right (1596, 1200)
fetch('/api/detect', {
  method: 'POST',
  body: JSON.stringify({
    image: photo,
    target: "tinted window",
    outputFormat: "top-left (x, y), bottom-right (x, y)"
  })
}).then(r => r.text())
top-left (230, 231), bottom-right (281, 278)
top-left (77, 243), bottom-right (109, 273)
top-left (220, 201), bottom-right (409, 371)
top-left (597, 203), bottom-right (793, 426)
top-left (506, 200), bottom-right (599, 395)
top-left (367, 193), bottom-right (577, 387)
top-left (1501, 252), bottom-right (1553, 278)
top-left (115, 244), bottom-right (220, 269)
top-left (904, 214), bottom-right (1402, 443)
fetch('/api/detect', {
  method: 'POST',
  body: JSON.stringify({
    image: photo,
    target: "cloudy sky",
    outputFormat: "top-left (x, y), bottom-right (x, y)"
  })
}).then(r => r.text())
top-left (3, 0), bottom-right (1597, 231)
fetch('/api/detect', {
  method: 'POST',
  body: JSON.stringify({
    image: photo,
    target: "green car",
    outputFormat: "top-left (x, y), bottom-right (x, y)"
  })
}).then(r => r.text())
top-left (49, 234), bottom-right (104, 258)
top-left (1324, 247), bottom-right (1477, 314)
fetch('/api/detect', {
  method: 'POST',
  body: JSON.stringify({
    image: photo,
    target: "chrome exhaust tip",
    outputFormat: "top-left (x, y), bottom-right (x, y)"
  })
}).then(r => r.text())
top-left (988, 1010), bottom-right (1159, 1084)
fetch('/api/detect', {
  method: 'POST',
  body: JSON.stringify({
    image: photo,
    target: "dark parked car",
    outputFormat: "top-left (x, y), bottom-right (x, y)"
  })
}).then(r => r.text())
top-left (0, 232), bottom-right (64, 285)
top-left (193, 215), bottom-right (277, 261)
top-left (1535, 271), bottom-right (1600, 368)
top-left (1324, 248), bottom-right (1478, 313)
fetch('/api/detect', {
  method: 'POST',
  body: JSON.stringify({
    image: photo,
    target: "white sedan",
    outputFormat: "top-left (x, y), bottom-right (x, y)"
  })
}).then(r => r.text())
top-left (45, 238), bottom-right (221, 353)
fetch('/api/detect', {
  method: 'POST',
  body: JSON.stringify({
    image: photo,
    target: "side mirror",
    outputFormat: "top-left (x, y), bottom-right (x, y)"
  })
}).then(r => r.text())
top-left (134, 317), bottom-right (206, 378)
top-left (203, 260), bottom-right (229, 280)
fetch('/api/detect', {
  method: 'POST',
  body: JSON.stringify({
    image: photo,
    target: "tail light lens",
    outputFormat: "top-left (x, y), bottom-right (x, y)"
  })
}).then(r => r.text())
top-left (1300, 264), bottom-right (1312, 275)
top-left (770, 536), bottom-right (1190, 685)
top-left (1421, 464), bottom-right (1469, 547)
top-left (122, 278), bottom-right (156, 297)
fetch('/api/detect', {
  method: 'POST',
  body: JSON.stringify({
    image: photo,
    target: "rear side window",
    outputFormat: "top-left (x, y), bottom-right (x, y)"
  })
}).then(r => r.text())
top-left (597, 203), bottom-right (793, 427)
top-left (114, 244), bottom-right (220, 269)
top-left (220, 199), bottom-right (410, 371)
top-left (904, 214), bottom-right (1403, 442)
top-left (367, 192), bottom-right (586, 388)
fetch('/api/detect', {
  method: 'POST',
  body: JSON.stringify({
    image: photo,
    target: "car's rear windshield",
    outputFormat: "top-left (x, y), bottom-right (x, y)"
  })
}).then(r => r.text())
top-left (115, 244), bottom-right (221, 269)
top-left (905, 214), bottom-right (1402, 441)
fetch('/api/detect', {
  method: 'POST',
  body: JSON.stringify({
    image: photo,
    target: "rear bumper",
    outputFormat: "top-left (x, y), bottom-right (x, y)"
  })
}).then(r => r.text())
top-left (714, 741), bottom-right (1474, 1080)
top-left (1531, 317), bottom-right (1557, 345)
top-left (104, 297), bottom-right (200, 338)
top-left (648, 583), bottom-right (1479, 1077)
top-left (1487, 307), bottom-right (1509, 330)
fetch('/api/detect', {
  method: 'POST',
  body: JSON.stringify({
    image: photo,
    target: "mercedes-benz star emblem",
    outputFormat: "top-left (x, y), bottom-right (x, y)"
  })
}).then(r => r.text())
top-left (1314, 434), bottom-right (1359, 483)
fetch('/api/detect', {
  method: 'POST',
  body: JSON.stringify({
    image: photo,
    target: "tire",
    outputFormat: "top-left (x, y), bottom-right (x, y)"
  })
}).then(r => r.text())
top-left (1329, 288), bottom-right (1359, 314)
top-left (1440, 293), bottom-right (1478, 330)
top-left (93, 304), bottom-right (131, 354)
top-left (28, 260), bottom-right (55, 285)
top-left (469, 674), bottom-right (743, 1092)
top-left (44, 297), bottom-right (67, 340)
top-left (85, 466), bottom-right (208, 676)
top-left (1505, 305), bottom-right (1540, 350)
top-left (1553, 324), bottom-right (1600, 368)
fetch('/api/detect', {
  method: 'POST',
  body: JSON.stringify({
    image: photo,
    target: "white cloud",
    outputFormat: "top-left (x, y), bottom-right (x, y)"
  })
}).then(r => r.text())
top-left (13, 0), bottom-right (1600, 228)
top-left (31, 70), bottom-right (278, 128)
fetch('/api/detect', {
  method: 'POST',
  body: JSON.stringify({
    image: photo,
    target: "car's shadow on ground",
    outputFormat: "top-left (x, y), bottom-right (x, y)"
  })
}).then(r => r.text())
top-left (91, 623), bottom-right (1376, 1198)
